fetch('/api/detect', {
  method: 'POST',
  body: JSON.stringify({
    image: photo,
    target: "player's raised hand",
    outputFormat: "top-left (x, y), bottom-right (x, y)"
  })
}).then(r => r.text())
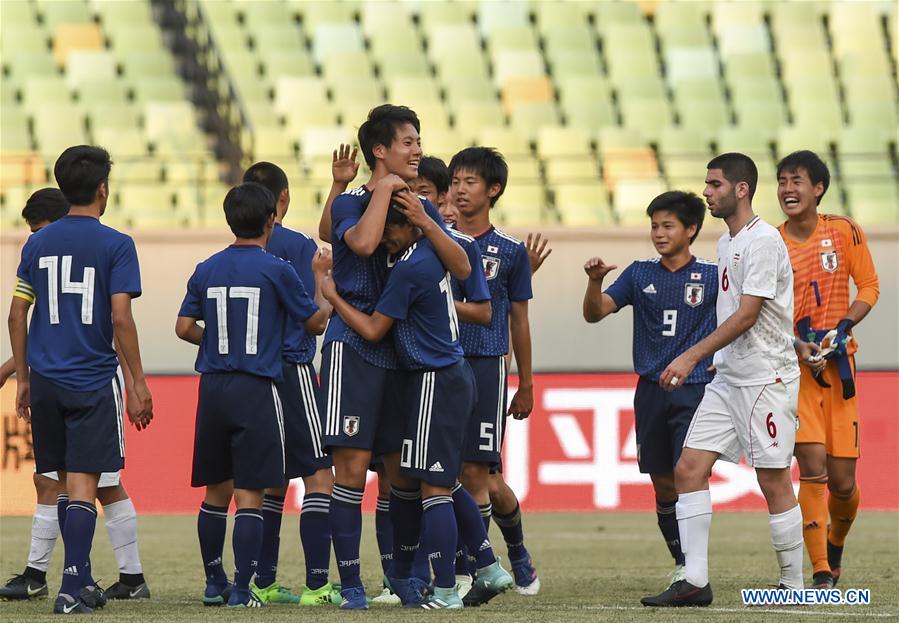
top-left (508, 385), bottom-right (534, 420)
top-left (526, 232), bottom-right (552, 274)
top-left (584, 257), bottom-right (617, 281)
top-left (312, 247), bottom-right (333, 275)
top-left (659, 351), bottom-right (698, 392)
top-left (320, 270), bottom-right (338, 302)
top-left (393, 190), bottom-right (430, 229)
top-left (332, 143), bottom-right (359, 184)
top-left (15, 380), bottom-right (30, 422)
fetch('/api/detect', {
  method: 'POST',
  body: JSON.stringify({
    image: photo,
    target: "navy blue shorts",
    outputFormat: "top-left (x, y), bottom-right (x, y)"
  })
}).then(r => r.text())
top-left (319, 342), bottom-right (403, 456)
top-left (191, 372), bottom-right (286, 490)
top-left (30, 370), bottom-right (125, 474)
top-left (633, 376), bottom-right (706, 474)
top-left (277, 362), bottom-right (333, 479)
top-left (462, 356), bottom-right (506, 467)
top-left (399, 361), bottom-right (476, 488)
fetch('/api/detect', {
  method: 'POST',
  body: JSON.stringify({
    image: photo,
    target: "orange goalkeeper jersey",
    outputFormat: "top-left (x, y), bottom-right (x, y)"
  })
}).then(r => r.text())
top-left (779, 215), bottom-right (879, 354)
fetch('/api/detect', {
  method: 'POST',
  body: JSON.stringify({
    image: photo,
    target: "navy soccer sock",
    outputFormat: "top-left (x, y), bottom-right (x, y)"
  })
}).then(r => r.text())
top-left (57, 494), bottom-right (69, 542)
top-left (232, 508), bottom-right (263, 593)
top-left (330, 484), bottom-right (364, 589)
top-left (479, 503), bottom-right (492, 534)
top-left (374, 496), bottom-right (393, 576)
top-left (493, 502), bottom-right (528, 563)
top-left (454, 523), bottom-right (469, 576)
top-left (389, 487), bottom-right (422, 579)
top-left (657, 497), bottom-right (685, 566)
top-left (254, 494), bottom-right (284, 589)
top-left (59, 501), bottom-right (97, 596)
top-left (412, 540), bottom-right (432, 585)
top-left (421, 496), bottom-right (457, 589)
top-left (452, 483), bottom-right (497, 568)
top-left (197, 502), bottom-right (228, 586)
top-left (300, 493), bottom-right (331, 590)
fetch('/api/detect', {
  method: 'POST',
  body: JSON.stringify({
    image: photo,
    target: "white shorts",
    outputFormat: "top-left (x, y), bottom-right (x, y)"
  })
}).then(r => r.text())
top-left (684, 375), bottom-right (799, 468)
top-left (39, 470), bottom-right (121, 489)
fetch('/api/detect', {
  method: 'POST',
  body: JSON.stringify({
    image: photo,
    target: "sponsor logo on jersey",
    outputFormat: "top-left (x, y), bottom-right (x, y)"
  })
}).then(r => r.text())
top-left (482, 256), bottom-right (500, 280)
top-left (820, 250), bottom-right (838, 273)
top-left (685, 283), bottom-right (704, 307)
top-left (343, 415), bottom-right (360, 437)
top-left (642, 283), bottom-right (656, 294)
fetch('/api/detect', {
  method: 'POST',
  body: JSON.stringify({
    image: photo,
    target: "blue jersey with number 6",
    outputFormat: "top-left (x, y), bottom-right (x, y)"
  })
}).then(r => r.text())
top-left (178, 245), bottom-right (318, 381)
top-left (604, 256), bottom-right (718, 384)
top-left (15, 215), bottom-right (141, 391)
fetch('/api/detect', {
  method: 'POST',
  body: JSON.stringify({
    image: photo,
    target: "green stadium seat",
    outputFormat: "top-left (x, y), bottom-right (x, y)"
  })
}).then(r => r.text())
top-left (608, 52), bottom-right (661, 85)
top-left (621, 97), bottom-right (674, 143)
top-left (254, 24), bottom-right (305, 58)
top-left (418, 0), bottom-right (476, 37)
top-left (322, 51), bottom-right (374, 82)
top-left (105, 24), bottom-right (164, 54)
top-left (369, 23), bottom-right (421, 57)
top-left (22, 76), bottom-right (71, 109)
top-left (37, 0), bottom-right (94, 31)
top-left (478, 0), bottom-right (529, 36)
top-left (428, 24), bottom-right (481, 62)
top-left (846, 100), bottom-right (897, 130)
top-left (665, 47), bottom-right (719, 87)
top-left (594, 0), bottom-right (644, 35)
top-left (116, 183), bottom-right (176, 221)
top-left (330, 76), bottom-right (383, 107)
top-left (1, 123), bottom-right (32, 152)
top-left (658, 126), bottom-right (714, 187)
top-left (241, 1), bottom-right (295, 32)
top-left (780, 49), bottom-right (832, 84)
top-left (209, 23), bottom-right (248, 50)
top-left (336, 101), bottom-right (378, 128)
top-left (412, 101), bottom-right (451, 130)
top-left (717, 25), bottom-right (771, 59)
top-left (7, 51), bottom-right (58, 82)
top-left (532, 1), bottom-right (582, 30)
top-left (829, 2), bottom-right (885, 57)
top-left (729, 76), bottom-right (781, 102)
top-left (451, 101), bottom-right (504, 141)
top-left (312, 23), bottom-right (364, 65)
top-left (120, 50), bottom-right (178, 79)
top-left (487, 26), bottom-right (539, 53)
top-left (478, 126), bottom-right (531, 158)
top-left (839, 154), bottom-right (894, 183)
top-left (2, 0), bottom-right (37, 25)
top-left (770, 20), bottom-right (827, 57)
top-left (492, 50), bottom-right (546, 88)
top-left (537, 126), bottom-right (593, 159)
top-left (274, 76), bottom-right (327, 115)
top-left (76, 80), bottom-right (129, 107)
top-left (291, 0), bottom-right (357, 33)
top-left (200, 0), bottom-right (239, 27)
top-left (732, 99), bottom-right (787, 133)
top-left (285, 104), bottom-right (338, 138)
top-left (361, 1), bottom-right (412, 36)
top-left (93, 127), bottom-right (149, 158)
top-left (262, 49), bottom-right (315, 80)
top-left (562, 100), bottom-right (616, 133)
top-left (242, 101), bottom-right (279, 128)
top-left (435, 50), bottom-right (490, 81)
top-left (506, 155), bottom-right (541, 184)
top-left (613, 177), bottom-right (668, 225)
top-left (176, 182), bottom-right (232, 226)
top-left (164, 159), bottom-right (221, 184)
top-left (711, 1), bottom-right (764, 36)
top-left (33, 104), bottom-right (87, 156)
top-left (553, 182), bottom-right (613, 227)
top-left (143, 101), bottom-right (196, 141)
top-left (154, 131), bottom-right (210, 157)
top-left (716, 126), bottom-right (772, 157)
top-left (110, 160), bottom-right (163, 185)
top-left (131, 77), bottom-right (185, 103)
top-left (845, 181), bottom-right (898, 225)
top-left (598, 126), bottom-right (648, 150)
top-left (65, 50), bottom-right (117, 89)
top-left (421, 128), bottom-right (470, 162)
top-left (376, 50), bottom-right (430, 80)
top-left (442, 75), bottom-right (496, 106)
top-left (494, 183), bottom-right (546, 227)
top-left (547, 50), bottom-right (602, 78)
top-left (838, 125), bottom-right (892, 155)
top-left (776, 125), bottom-right (833, 159)
top-left (94, 0), bottom-right (155, 26)
top-left (541, 25), bottom-right (595, 54)
top-left (2, 24), bottom-right (50, 56)
top-left (509, 102), bottom-right (559, 139)
top-left (253, 125), bottom-right (296, 160)
top-left (676, 90), bottom-right (730, 133)
top-left (544, 157), bottom-right (600, 184)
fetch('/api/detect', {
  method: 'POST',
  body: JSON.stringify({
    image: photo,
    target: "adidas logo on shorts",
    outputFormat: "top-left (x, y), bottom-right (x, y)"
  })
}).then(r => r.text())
top-left (428, 462), bottom-right (444, 473)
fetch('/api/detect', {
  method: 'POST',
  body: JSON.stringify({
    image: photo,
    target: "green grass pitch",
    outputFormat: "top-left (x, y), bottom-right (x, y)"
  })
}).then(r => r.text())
top-left (2, 511), bottom-right (897, 622)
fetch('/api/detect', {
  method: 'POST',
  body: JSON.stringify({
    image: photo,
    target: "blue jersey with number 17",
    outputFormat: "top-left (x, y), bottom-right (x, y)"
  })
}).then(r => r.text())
top-left (178, 245), bottom-right (318, 381)
top-left (604, 256), bottom-right (718, 384)
top-left (15, 215), bottom-right (141, 391)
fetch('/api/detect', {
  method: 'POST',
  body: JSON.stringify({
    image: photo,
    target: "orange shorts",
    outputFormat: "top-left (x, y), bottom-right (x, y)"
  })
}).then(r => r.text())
top-left (795, 356), bottom-right (859, 458)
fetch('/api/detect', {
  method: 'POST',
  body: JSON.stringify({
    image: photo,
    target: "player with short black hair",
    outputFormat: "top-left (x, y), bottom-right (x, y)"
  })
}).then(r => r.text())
top-left (448, 147), bottom-right (539, 602)
top-left (644, 153), bottom-right (803, 607)
top-left (776, 150), bottom-right (879, 589)
top-left (318, 104), bottom-right (470, 609)
top-left (410, 156), bottom-right (450, 209)
top-left (175, 182), bottom-right (328, 608)
top-left (9, 146), bottom-right (153, 614)
top-left (583, 190), bottom-right (717, 601)
top-left (21, 188), bottom-right (69, 228)
top-left (241, 162), bottom-right (338, 606)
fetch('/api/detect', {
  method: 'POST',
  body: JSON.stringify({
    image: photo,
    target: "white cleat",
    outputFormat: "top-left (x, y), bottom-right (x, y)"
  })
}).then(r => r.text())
top-left (371, 586), bottom-right (401, 605)
top-left (514, 575), bottom-right (541, 596)
top-left (455, 574), bottom-right (473, 599)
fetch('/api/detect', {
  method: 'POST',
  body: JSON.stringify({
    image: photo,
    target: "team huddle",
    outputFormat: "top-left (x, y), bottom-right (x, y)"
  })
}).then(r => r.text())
top-left (4, 104), bottom-right (879, 613)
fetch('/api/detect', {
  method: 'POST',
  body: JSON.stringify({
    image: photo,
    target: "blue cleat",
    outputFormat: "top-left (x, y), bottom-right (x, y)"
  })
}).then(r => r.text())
top-left (202, 581), bottom-right (232, 607)
top-left (338, 586), bottom-right (368, 610)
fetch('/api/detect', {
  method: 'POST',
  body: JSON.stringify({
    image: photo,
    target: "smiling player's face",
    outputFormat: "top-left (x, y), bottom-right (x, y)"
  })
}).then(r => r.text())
top-left (650, 209), bottom-right (694, 257)
top-left (378, 123), bottom-right (422, 182)
top-left (778, 166), bottom-right (822, 218)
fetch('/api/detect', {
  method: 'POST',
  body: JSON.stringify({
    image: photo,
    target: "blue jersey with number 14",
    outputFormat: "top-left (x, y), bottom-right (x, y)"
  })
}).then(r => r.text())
top-left (178, 245), bottom-right (318, 381)
top-left (604, 256), bottom-right (718, 384)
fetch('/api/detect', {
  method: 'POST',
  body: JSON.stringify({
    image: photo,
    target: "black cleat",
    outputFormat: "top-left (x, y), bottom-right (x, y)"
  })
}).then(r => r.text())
top-left (812, 571), bottom-right (834, 589)
top-left (641, 579), bottom-right (713, 607)
top-left (53, 593), bottom-right (94, 614)
top-left (827, 539), bottom-right (843, 586)
top-left (79, 584), bottom-right (107, 609)
top-left (0, 574), bottom-right (48, 600)
top-left (105, 580), bottom-right (151, 600)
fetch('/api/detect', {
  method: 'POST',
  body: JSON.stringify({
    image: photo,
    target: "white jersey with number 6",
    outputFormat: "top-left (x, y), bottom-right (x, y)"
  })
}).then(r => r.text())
top-left (713, 215), bottom-right (799, 387)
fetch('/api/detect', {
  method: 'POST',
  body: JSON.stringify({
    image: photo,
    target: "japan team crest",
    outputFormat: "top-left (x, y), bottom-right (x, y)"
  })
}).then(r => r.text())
top-left (343, 415), bottom-right (360, 437)
top-left (482, 256), bottom-right (501, 280)
top-left (820, 250), bottom-right (838, 273)
top-left (684, 283), bottom-right (704, 307)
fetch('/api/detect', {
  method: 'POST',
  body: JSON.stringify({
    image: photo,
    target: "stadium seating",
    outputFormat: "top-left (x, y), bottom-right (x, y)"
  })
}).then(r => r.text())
top-left (1, 0), bottom-right (896, 229)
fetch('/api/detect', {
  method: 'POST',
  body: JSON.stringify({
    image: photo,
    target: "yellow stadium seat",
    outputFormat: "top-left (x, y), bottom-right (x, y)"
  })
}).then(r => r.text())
top-left (105, 24), bottom-right (165, 54)
top-left (621, 98), bottom-right (673, 143)
top-left (598, 126), bottom-right (648, 150)
top-left (544, 157), bottom-right (600, 184)
top-left (290, 0), bottom-right (356, 32)
top-left (509, 102), bottom-right (559, 139)
top-left (110, 160), bottom-right (163, 185)
top-left (175, 181), bottom-right (231, 225)
top-left (554, 182), bottom-right (613, 226)
top-left (65, 50), bottom-right (117, 90)
top-left (536, 126), bottom-right (592, 158)
top-left (52, 23), bottom-right (103, 67)
top-left (717, 25), bottom-right (771, 59)
top-left (501, 76), bottom-right (554, 116)
top-left (253, 24), bottom-right (305, 58)
top-left (301, 126), bottom-right (355, 159)
top-left (478, 127), bottom-right (531, 158)
top-left (253, 125), bottom-right (296, 160)
top-left (369, 24), bottom-right (421, 57)
top-left (435, 50), bottom-right (490, 81)
top-left (478, 0), bottom-right (529, 35)
top-left (658, 126), bottom-right (713, 185)
top-left (322, 51), bottom-right (374, 82)
top-left (532, 1), bottom-right (582, 29)
top-left (77, 80), bottom-right (130, 108)
top-left (329, 77), bottom-right (383, 107)
top-left (0, 154), bottom-right (47, 190)
top-left (1, 118), bottom-right (32, 152)
top-left (93, 127), bottom-right (149, 158)
top-left (419, 1), bottom-right (477, 37)
top-left (494, 183), bottom-right (546, 227)
top-left (386, 77), bottom-right (440, 103)
top-left (492, 50), bottom-right (546, 89)
top-left (121, 50), bottom-right (178, 80)
top-left (413, 101), bottom-right (451, 131)
top-left (421, 128), bottom-right (470, 162)
top-left (38, 0), bottom-right (93, 31)
top-left (2, 0), bottom-right (37, 25)
top-left (487, 26), bottom-right (539, 53)
top-left (261, 50), bottom-right (314, 80)
top-left (361, 1), bottom-right (412, 36)
top-left (506, 155), bottom-right (541, 184)
top-left (613, 177), bottom-right (668, 225)
top-left (115, 182), bottom-right (176, 215)
top-left (164, 159), bottom-right (221, 185)
top-left (428, 24), bottom-right (481, 61)
top-left (451, 101), bottom-right (504, 141)
top-left (143, 102), bottom-right (196, 141)
top-left (845, 181), bottom-right (898, 225)
top-left (665, 47), bottom-right (719, 87)
top-left (312, 23), bottom-right (364, 66)
top-left (240, 0), bottom-right (294, 31)
top-left (285, 104), bottom-right (338, 138)
top-left (711, 1), bottom-right (764, 36)
top-left (603, 149), bottom-right (660, 192)
top-left (546, 50), bottom-right (602, 78)
top-left (274, 76), bottom-right (327, 115)
top-left (376, 51), bottom-right (430, 80)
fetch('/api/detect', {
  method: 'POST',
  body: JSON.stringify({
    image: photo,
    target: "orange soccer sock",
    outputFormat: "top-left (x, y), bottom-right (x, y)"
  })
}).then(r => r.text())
top-left (828, 485), bottom-right (860, 548)
top-left (798, 479), bottom-right (830, 574)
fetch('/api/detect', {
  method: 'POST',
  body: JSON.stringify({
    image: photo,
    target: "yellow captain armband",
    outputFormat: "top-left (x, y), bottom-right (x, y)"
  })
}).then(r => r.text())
top-left (13, 278), bottom-right (35, 303)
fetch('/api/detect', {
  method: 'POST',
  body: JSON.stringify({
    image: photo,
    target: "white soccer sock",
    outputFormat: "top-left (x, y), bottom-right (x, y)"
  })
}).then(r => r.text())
top-left (103, 499), bottom-right (143, 574)
top-left (769, 504), bottom-right (804, 590)
top-left (27, 504), bottom-right (60, 572)
top-left (676, 490), bottom-right (713, 588)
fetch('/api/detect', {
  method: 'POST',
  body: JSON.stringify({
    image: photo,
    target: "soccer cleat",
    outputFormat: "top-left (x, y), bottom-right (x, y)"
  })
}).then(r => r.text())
top-left (338, 586), bottom-right (368, 610)
top-left (227, 590), bottom-right (263, 608)
top-left (202, 581), bottom-right (232, 606)
top-left (79, 584), bottom-right (107, 609)
top-left (812, 571), bottom-right (834, 590)
top-left (420, 587), bottom-right (463, 610)
top-left (105, 580), bottom-right (151, 600)
top-left (299, 582), bottom-right (338, 606)
top-left (827, 539), bottom-right (843, 587)
top-left (640, 579), bottom-right (713, 607)
top-left (510, 555), bottom-right (541, 595)
top-left (371, 585), bottom-right (401, 605)
top-left (251, 581), bottom-right (300, 604)
top-left (455, 574), bottom-right (473, 599)
top-left (387, 576), bottom-right (426, 607)
top-left (0, 574), bottom-right (48, 600)
top-left (462, 561), bottom-right (514, 607)
top-left (668, 565), bottom-right (687, 588)
top-left (53, 593), bottom-right (94, 614)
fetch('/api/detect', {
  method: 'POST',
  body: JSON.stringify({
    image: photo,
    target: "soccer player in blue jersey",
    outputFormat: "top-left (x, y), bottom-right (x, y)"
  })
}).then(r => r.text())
top-left (448, 147), bottom-right (540, 602)
top-left (175, 182), bottom-right (329, 608)
top-left (581, 191), bottom-right (718, 602)
top-left (321, 200), bottom-right (501, 609)
top-left (2, 188), bottom-right (150, 603)
top-left (9, 146), bottom-right (153, 614)
top-left (241, 162), bottom-right (338, 606)
top-left (318, 104), bottom-right (470, 609)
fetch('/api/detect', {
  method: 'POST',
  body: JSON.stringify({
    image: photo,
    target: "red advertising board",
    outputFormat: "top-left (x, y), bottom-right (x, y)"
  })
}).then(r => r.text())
top-left (2, 372), bottom-right (896, 515)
